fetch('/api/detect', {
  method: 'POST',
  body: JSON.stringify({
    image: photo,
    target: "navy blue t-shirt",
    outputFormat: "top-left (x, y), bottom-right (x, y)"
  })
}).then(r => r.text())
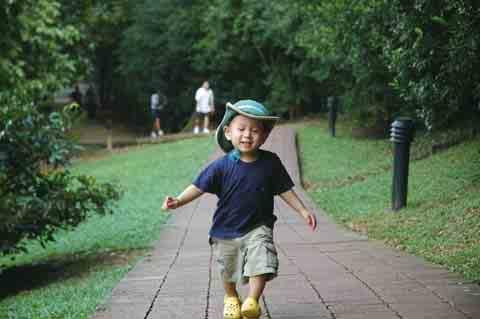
top-left (193, 149), bottom-right (294, 239)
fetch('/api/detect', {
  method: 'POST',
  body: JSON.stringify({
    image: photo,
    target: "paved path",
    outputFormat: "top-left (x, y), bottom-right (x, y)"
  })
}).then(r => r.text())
top-left (92, 126), bottom-right (480, 319)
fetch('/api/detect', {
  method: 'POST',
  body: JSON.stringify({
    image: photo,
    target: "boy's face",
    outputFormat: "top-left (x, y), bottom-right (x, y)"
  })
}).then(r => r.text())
top-left (224, 115), bottom-right (268, 155)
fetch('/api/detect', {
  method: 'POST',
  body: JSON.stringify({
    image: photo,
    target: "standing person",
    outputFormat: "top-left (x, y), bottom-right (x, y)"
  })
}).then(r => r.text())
top-left (194, 80), bottom-right (214, 134)
top-left (162, 100), bottom-right (317, 319)
top-left (150, 89), bottom-right (168, 138)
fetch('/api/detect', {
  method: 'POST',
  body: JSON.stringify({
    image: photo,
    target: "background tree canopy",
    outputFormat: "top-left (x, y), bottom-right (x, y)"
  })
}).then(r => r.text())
top-left (108, 0), bottom-right (480, 132)
top-left (3, 0), bottom-right (476, 131)
top-left (0, 0), bottom-right (121, 256)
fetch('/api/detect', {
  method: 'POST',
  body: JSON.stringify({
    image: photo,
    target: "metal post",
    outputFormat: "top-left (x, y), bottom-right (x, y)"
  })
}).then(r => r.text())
top-left (106, 119), bottom-right (113, 151)
top-left (327, 96), bottom-right (338, 137)
top-left (390, 118), bottom-right (415, 211)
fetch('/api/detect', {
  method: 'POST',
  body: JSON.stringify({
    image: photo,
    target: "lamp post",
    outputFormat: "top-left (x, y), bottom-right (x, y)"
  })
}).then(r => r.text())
top-left (106, 119), bottom-right (113, 151)
top-left (390, 118), bottom-right (415, 211)
top-left (327, 96), bottom-right (338, 137)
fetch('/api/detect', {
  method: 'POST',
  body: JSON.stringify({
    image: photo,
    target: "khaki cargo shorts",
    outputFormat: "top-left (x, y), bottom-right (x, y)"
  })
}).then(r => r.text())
top-left (210, 225), bottom-right (279, 284)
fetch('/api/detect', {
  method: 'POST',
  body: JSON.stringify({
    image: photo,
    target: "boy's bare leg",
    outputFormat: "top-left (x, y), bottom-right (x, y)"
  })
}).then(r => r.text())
top-left (247, 275), bottom-right (267, 300)
top-left (203, 114), bottom-right (210, 130)
top-left (224, 281), bottom-right (239, 298)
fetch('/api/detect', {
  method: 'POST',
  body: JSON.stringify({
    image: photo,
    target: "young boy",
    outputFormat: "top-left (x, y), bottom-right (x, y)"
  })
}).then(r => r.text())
top-left (162, 99), bottom-right (317, 319)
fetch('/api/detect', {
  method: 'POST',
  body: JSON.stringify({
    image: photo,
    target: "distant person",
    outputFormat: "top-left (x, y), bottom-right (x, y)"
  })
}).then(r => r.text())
top-left (85, 85), bottom-right (98, 120)
top-left (150, 89), bottom-right (168, 138)
top-left (162, 99), bottom-right (317, 319)
top-left (70, 85), bottom-right (83, 109)
top-left (194, 80), bottom-right (214, 134)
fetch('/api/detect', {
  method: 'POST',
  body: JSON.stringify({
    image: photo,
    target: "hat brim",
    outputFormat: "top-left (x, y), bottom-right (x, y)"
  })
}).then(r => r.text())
top-left (225, 102), bottom-right (279, 121)
top-left (215, 102), bottom-right (279, 153)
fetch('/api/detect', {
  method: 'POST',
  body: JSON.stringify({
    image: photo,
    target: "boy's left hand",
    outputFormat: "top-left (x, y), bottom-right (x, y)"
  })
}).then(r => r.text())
top-left (162, 196), bottom-right (178, 210)
top-left (305, 213), bottom-right (317, 231)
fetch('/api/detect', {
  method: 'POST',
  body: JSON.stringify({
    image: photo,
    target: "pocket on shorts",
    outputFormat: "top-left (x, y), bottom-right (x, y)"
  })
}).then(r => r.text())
top-left (264, 242), bottom-right (278, 269)
top-left (247, 227), bottom-right (278, 271)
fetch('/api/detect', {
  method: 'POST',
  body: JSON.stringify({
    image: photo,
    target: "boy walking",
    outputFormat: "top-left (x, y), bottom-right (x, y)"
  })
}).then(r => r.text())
top-left (162, 99), bottom-right (316, 319)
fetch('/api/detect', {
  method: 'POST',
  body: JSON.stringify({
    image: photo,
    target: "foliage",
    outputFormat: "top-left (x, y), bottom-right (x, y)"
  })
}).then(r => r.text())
top-left (79, 0), bottom-right (133, 109)
top-left (0, 97), bottom-right (120, 255)
top-left (112, 0), bottom-right (480, 129)
top-left (295, 1), bottom-right (400, 126)
top-left (0, 1), bottom-right (122, 255)
top-left (200, 0), bottom-right (318, 114)
top-left (383, 1), bottom-right (480, 130)
top-left (0, 0), bottom-right (82, 99)
top-left (117, 0), bottom-right (205, 129)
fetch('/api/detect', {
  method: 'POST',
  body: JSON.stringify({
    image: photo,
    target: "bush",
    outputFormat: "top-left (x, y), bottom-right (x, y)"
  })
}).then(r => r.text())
top-left (0, 97), bottom-right (121, 255)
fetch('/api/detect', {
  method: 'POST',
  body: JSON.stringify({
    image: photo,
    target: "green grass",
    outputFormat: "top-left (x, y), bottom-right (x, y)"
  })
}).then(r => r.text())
top-left (298, 120), bottom-right (480, 282)
top-left (0, 136), bottom-right (214, 319)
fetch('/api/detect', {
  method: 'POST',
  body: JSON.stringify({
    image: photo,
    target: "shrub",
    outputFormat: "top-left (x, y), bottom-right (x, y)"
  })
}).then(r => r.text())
top-left (0, 97), bottom-right (121, 255)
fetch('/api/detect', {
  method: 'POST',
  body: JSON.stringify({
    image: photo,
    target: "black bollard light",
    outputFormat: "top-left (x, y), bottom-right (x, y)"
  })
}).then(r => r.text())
top-left (327, 96), bottom-right (338, 137)
top-left (390, 118), bottom-right (415, 211)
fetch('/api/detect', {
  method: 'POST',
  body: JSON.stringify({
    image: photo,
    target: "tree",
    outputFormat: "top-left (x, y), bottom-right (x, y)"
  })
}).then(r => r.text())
top-left (0, 0), bottom-right (121, 255)
top-left (117, 0), bottom-right (206, 130)
top-left (384, 0), bottom-right (480, 130)
top-left (0, 0), bottom-right (82, 99)
top-left (199, 0), bottom-right (318, 116)
top-left (296, 0), bottom-right (400, 127)
top-left (0, 100), bottom-right (120, 255)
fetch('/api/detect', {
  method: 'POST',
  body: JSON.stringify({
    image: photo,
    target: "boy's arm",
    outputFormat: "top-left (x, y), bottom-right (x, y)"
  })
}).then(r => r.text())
top-left (162, 184), bottom-right (204, 210)
top-left (279, 189), bottom-right (317, 231)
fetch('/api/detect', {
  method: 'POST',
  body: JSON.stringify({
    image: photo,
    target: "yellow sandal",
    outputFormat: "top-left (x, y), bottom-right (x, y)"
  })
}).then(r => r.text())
top-left (241, 297), bottom-right (261, 319)
top-left (224, 296), bottom-right (241, 319)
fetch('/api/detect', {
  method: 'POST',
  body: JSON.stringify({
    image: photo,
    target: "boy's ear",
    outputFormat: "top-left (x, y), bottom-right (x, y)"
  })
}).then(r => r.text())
top-left (223, 125), bottom-right (231, 141)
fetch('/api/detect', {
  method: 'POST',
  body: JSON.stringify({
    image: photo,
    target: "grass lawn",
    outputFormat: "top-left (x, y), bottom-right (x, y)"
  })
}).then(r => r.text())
top-left (298, 119), bottom-right (480, 282)
top-left (0, 136), bottom-right (214, 319)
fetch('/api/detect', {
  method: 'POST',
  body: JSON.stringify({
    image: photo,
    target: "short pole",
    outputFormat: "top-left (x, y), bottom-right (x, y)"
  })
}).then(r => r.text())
top-left (106, 119), bottom-right (113, 151)
top-left (390, 118), bottom-right (415, 211)
top-left (327, 96), bottom-right (338, 137)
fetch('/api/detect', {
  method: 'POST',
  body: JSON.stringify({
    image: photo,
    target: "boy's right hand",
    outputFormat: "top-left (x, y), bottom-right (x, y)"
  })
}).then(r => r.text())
top-left (162, 196), bottom-right (179, 210)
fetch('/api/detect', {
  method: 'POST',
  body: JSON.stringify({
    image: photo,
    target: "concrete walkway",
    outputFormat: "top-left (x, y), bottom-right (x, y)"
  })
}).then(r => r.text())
top-left (92, 126), bottom-right (480, 319)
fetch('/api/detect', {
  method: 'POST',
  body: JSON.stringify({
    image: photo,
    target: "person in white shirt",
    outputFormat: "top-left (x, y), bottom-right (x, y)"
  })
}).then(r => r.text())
top-left (150, 90), bottom-right (167, 138)
top-left (194, 80), bottom-right (215, 134)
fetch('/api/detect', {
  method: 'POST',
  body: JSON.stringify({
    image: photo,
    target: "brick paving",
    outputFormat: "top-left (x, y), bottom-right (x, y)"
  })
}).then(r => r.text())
top-left (92, 126), bottom-right (480, 319)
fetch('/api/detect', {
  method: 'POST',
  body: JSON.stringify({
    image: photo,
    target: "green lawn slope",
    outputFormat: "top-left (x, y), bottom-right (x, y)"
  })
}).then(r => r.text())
top-left (0, 136), bottom-right (214, 319)
top-left (298, 120), bottom-right (480, 283)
